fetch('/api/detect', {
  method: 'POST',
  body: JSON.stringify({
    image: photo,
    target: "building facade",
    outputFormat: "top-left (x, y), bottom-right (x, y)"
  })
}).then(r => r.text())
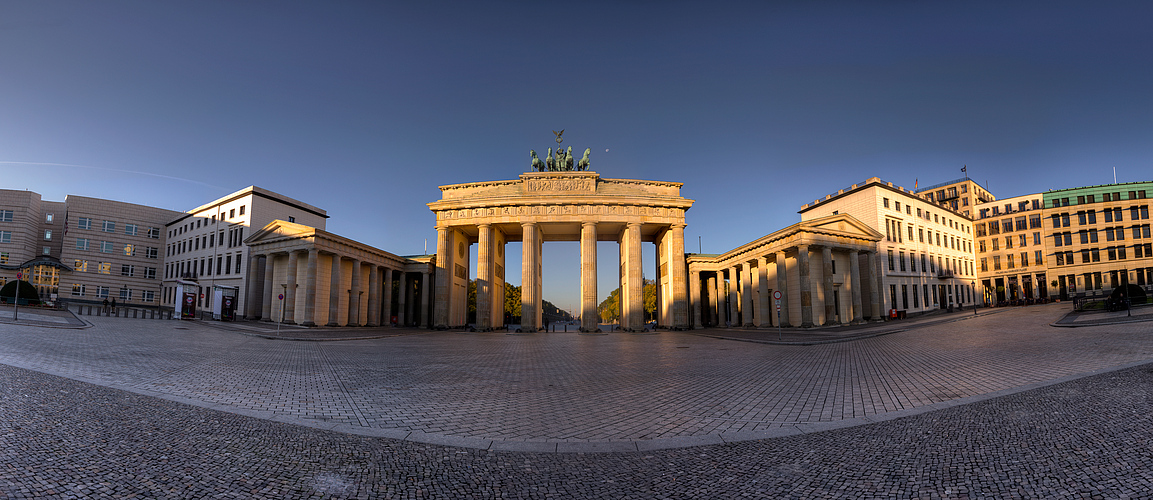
top-left (917, 176), bottom-right (996, 218)
top-left (974, 193), bottom-right (1048, 304)
top-left (799, 177), bottom-right (979, 316)
top-left (1041, 182), bottom-right (1153, 300)
top-left (0, 189), bottom-right (180, 305)
top-left (161, 186), bottom-right (328, 317)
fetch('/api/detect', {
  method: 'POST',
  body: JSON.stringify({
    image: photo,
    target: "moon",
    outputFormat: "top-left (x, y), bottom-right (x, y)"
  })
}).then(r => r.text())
top-left (605, 149), bottom-right (609, 152)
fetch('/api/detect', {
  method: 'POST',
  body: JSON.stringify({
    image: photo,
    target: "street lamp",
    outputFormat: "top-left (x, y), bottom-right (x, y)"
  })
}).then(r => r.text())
top-left (971, 280), bottom-right (977, 316)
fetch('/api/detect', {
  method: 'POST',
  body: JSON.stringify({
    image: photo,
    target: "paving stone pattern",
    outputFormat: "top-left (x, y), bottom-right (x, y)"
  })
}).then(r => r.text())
top-left (4, 357), bottom-right (1153, 498)
top-left (1, 304), bottom-right (1152, 448)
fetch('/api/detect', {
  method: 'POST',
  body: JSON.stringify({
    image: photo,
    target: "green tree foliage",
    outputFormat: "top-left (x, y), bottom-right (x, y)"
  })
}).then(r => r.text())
top-left (504, 283), bottom-right (522, 316)
top-left (0, 280), bottom-right (40, 304)
top-left (598, 279), bottom-right (657, 323)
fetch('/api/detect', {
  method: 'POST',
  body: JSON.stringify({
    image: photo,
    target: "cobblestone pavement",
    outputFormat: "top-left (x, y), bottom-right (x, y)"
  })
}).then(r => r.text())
top-left (4, 358), bottom-right (1153, 498)
top-left (1, 303), bottom-right (1152, 452)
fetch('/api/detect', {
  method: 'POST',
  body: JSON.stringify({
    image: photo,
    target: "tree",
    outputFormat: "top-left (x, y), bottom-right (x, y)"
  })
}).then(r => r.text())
top-left (0, 280), bottom-right (40, 305)
top-left (598, 279), bottom-right (657, 323)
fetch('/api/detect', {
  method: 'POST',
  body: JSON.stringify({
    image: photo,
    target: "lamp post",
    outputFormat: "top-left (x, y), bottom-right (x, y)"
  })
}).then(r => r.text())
top-left (277, 284), bottom-right (287, 336)
top-left (971, 280), bottom-right (977, 316)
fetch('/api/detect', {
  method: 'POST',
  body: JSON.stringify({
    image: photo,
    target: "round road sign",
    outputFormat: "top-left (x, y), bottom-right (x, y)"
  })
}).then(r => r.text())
top-left (772, 290), bottom-right (782, 300)
top-left (278, 294), bottom-right (285, 300)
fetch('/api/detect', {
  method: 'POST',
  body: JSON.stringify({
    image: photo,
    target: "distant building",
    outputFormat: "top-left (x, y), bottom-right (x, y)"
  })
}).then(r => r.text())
top-left (160, 186), bottom-right (328, 317)
top-left (973, 192), bottom-right (1048, 304)
top-left (0, 189), bottom-right (180, 304)
top-left (799, 177), bottom-right (980, 316)
top-left (916, 176), bottom-right (995, 218)
top-left (1040, 182), bottom-right (1152, 300)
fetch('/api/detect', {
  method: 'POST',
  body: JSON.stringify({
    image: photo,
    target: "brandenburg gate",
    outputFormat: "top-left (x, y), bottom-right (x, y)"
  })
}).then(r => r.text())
top-left (429, 171), bottom-right (694, 332)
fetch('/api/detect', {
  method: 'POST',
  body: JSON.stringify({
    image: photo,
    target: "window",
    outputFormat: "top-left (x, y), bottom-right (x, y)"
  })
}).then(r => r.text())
top-left (0, 231), bottom-right (10, 243)
top-left (98, 262), bottom-right (111, 274)
top-left (42, 246), bottom-right (50, 255)
top-left (124, 244), bottom-right (135, 256)
top-left (993, 255), bottom-right (1001, 270)
top-left (1078, 212), bottom-right (1087, 225)
top-left (75, 238), bottom-right (89, 250)
top-left (1061, 213), bottom-right (1070, 227)
top-left (102, 220), bottom-right (115, 232)
top-left (1005, 236), bottom-right (1013, 249)
top-left (1019, 234), bottom-right (1028, 247)
top-left (239, 205), bottom-right (246, 215)
top-left (980, 258), bottom-right (988, 272)
top-left (895, 201), bottom-right (901, 212)
top-left (899, 252), bottom-right (906, 271)
top-left (1021, 252), bottom-right (1029, 267)
top-left (119, 288), bottom-right (132, 301)
top-left (910, 254), bottom-right (916, 272)
top-left (978, 240), bottom-right (986, 253)
top-left (121, 265), bottom-right (135, 277)
top-left (0, 210), bottom-right (12, 222)
top-left (288, 216), bottom-right (295, 223)
top-left (229, 208), bottom-right (235, 218)
top-left (993, 238), bottom-right (1000, 251)
top-left (921, 254), bottom-right (927, 272)
top-left (141, 290), bottom-right (155, 303)
top-left (146, 247), bottom-right (158, 259)
top-left (74, 260), bottom-right (88, 272)
top-left (883, 198), bottom-right (890, 208)
top-left (1080, 231), bottom-right (1089, 244)
top-left (235, 255), bottom-right (242, 273)
top-left (225, 255), bottom-right (233, 274)
top-left (71, 284), bottom-right (85, 296)
top-left (1089, 229), bottom-right (1098, 243)
top-left (1007, 254), bottom-right (1014, 269)
top-left (124, 224), bottom-right (138, 236)
top-left (100, 241), bottom-right (114, 253)
top-left (1036, 250), bottom-right (1043, 265)
top-left (1056, 253), bottom-right (1065, 266)
top-left (1091, 249), bottom-right (1100, 262)
top-left (888, 250), bottom-right (894, 271)
top-left (148, 227), bottom-right (160, 239)
top-left (144, 267), bottom-right (156, 280)
top-left (96, 286), bottom-right (109, 298)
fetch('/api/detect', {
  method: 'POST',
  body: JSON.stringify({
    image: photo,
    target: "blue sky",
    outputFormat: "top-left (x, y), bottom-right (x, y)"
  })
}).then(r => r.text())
top-left (3, 1), bottom-right (1152, 312)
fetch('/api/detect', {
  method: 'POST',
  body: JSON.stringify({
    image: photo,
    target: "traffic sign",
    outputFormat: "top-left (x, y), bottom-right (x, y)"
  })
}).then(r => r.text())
top-left (772, 290), bottom-right (782, 300)
top-left (775, 299), bottom-right (781, 311)
top-left (15, 272), bottom-right (22, 279)
top-left (278, 294), bottom-right (285, 300)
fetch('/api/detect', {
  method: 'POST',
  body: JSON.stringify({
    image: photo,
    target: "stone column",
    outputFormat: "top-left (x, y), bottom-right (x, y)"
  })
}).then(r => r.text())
top-left (756, 256), bottom-right (770, 327)
top-left (261, 254), bottom-right (275, 321)
top-left (776, 251), bottom-right (790, 327)
top-left (301, 248), bottom-right (319, 326)
top-left (521, 222), bottom-right (539, 331)
top-left (381, 268), bottom-right (393, 326)
top-left (867, 251), bottom-right (882, 321)
top-left (327, 254), bottom-right (343, 326)
top-left (476, 223), bottom-right (493, 331)
top-left (727, 266), bottom-right (738, 327)
top-left (367, 265), bottom-right (380, 327)
top-left (348, 259), bottom-right (362, 327)
top-left (690, 269), bottom-right (702, 329)
top-left (284, 251), bottom-right (299, 324)
top-left (623, 222), bottom-right (644, 331)
top-left (580, 222), bottom-right (598, 332)
top-left (669, 223), bottom-right (689, 329)
top-left (706, 274), bottom-right (718, 327)
top-left (822, 247), bottom-right (837, 325)
top-left (433, 226), bottom-right (451, 329)
top-left (715, 271), bottom-right (726, 326)
top-left (397, 271), bottom-right (407, 327)
top-left (798, 244), bottom-right (813, 328)
top-left (245, 253), bottom-right (262, 319)
top-left (420, 271), bottom-right (430, 328)
top-left (740, 263), bottom-right (753, 327)
top-left (850, 250), bottom-right (863, 324)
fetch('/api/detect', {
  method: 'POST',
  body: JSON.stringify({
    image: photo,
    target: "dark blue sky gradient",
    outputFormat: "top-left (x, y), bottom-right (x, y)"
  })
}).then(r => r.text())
top-left (3, 1), bottom-right (1152, 310)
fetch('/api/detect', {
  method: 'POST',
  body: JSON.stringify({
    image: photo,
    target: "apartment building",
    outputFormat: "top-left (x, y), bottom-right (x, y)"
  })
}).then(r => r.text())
top-left (1042, 182), bottom-right (1153, 300)
top-left (0, 189), bottom-right (180, 304)
top-left (161, 186), bottom-right (328, 316)
top-left (974, 193), bottom-right (1048, 304)
top-left (917, 176), bottom-right (995, 218)
top-left (799, 177), bottom-right (980, 316)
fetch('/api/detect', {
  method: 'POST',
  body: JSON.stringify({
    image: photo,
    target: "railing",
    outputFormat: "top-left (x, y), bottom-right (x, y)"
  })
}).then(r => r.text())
top-left (937, 270), bottom-right (955, 279)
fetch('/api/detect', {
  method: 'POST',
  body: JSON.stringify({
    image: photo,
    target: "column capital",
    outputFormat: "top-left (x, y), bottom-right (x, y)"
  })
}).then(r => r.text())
top-left (670, 222), bottom-right (686, 230)
top-left (581, 220), bottom-right (598, 228)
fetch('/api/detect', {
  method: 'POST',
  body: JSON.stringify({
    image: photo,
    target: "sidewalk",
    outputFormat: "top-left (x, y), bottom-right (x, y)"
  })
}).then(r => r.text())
top-left (0, 304), bottom-right (88, 328)
top-left (1054, 302), bottom-right (1153, 327)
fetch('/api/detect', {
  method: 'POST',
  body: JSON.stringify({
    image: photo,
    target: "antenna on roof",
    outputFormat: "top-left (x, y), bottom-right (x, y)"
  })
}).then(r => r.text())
top-left (1114, 166), bottom-right (1117, 184)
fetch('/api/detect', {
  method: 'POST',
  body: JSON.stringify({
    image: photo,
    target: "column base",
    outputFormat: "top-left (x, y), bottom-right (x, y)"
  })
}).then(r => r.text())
top-left (800, 322), bottom-right (814, 328)
top-left (300, 321), bottom-right (316, 327)
top-left (347, 322), bottom-right (360, 327)
top-left (742, 323), bottom-right (756, 328)
top-left (326, 321), bottom-right (340, 327)
top-left (365, 322), bottom-right (378, 327)
top-left (579, 327), bottom-right (603, 333)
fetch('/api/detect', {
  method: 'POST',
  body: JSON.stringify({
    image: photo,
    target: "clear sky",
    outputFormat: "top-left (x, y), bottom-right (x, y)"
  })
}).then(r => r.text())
top-left (3, 1), bottom-right (1152, 314)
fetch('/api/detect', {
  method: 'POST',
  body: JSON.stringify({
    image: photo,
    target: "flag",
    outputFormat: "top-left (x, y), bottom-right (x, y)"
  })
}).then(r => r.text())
top-left (961, 165), bottom-right (967, 173)
top-left (914, 178), bottom-right (918, 190)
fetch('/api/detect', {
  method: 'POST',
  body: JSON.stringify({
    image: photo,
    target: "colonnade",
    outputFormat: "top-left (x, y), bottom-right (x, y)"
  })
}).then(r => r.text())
top-left (244, 250), bottom-right (429, 327)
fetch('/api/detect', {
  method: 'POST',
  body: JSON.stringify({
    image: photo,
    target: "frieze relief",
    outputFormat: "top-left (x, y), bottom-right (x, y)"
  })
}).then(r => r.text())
top-left (437, 204), bottom-right (685, 223)
top-left (524, 178), bottom-right (595, 193)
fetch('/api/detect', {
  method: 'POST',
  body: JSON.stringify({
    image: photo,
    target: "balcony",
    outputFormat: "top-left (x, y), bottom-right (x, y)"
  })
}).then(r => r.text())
top-left (937, 270), bottom-right (955, 279)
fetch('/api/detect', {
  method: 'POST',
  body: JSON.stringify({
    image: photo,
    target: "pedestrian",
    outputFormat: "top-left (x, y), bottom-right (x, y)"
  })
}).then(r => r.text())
top-left (102, 298), bottom-right (109, 312)
top-left (111, 298), bottom-right (117, 311)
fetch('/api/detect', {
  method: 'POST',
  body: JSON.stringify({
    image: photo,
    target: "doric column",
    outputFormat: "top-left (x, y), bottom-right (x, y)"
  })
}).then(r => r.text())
top-left (756, 256), bottom-right (770, 327)
top-left (867, 251), bottom-right (882, 321)
top-left (690, 269), bottom-right (703, 329)
top-left (850, 250), bottom-right (864, 324)
top-left (327, 254), bottom-right (342, 326)
top-left (798, 244), bottom-right (813, 328)
top-left (822, 246), bottom-right (837, 325)
top-left (348, 259), bottom-right (362, 326)
top-left (580, 221), bottom-right (598, 332)
top-left (367, 264), bottom-right (380, 327)
top-left (740, 262), bottom-right (753, 327)
top-left (284, 250), bottom-right (299, 324)
top-left (669, 223), bottom-right (689, 329)
top-left (706, 274), bottom-right (718, 327)
top-left (521, 222), bottom-right (539, 331)
top-left (624, 222), bottom-right (644, 331)
top-left (245, 253), bottom-right (261, 319)
top-left (261, 254), bottom-right (275, 321)
top-left (433, 226), bottom-right (451, 329)
top-left (396, 271), bottom-right (407, 327)
top-left (301, 248), bottom-right (319, 326)
top-left (420, 271), bottom-right (430, 328)
top-left (476, 223), bottom-right (493, 330)
top-left (715, 271), bottom-right (727, 326)
top-left (776, 251), bottom-right (790, 327)
top-left (727, 266), bottom-right (738, 327)
top-left (381, 268), bottom-right (393, 326)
